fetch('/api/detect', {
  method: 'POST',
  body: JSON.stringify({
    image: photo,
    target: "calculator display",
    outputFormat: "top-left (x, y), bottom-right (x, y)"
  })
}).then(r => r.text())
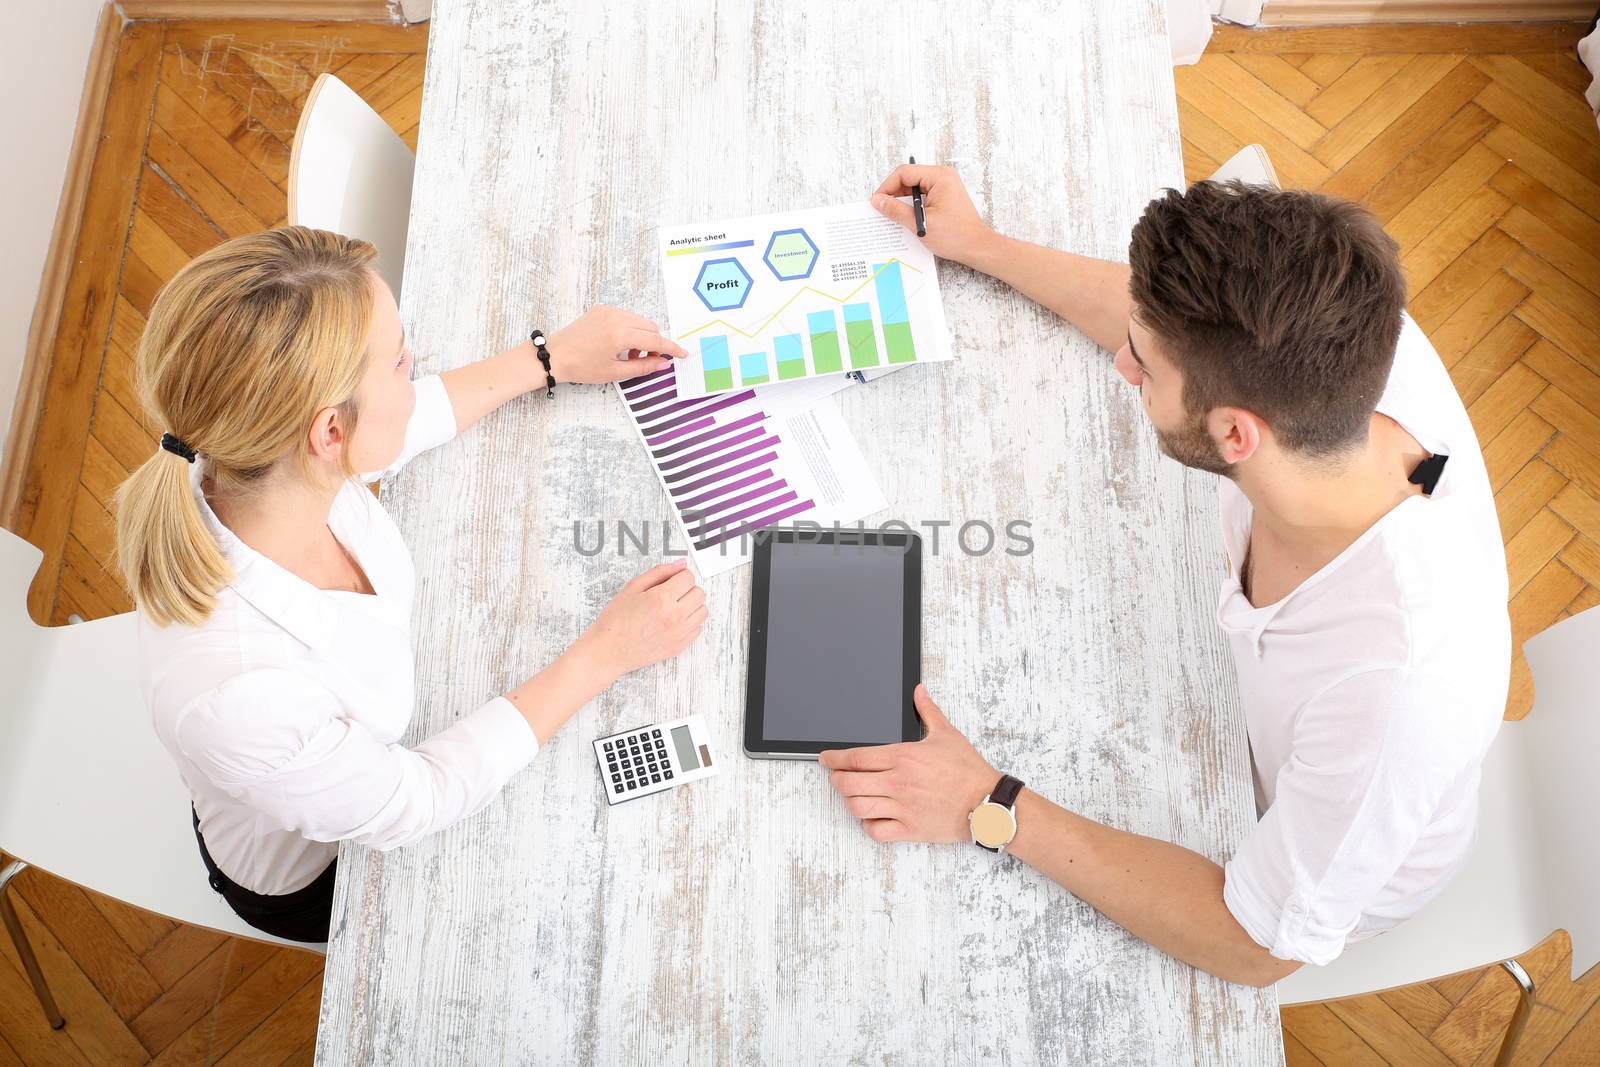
top-left (671, 725), bottom-right (699, 771)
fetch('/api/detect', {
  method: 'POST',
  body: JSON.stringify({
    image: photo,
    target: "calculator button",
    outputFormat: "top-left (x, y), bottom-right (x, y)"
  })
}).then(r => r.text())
top-left (651, 774), bottom-right (661, 783)
top-left (604, 741), bottom-right (613, 751)
top-left (611, 773), bottom-right (621, 783)
top-left (624, 768), bottom-right (634, 778)
top-left (655, 738), bottom-right (665, 748)
top-left (652, 728), bottom-right (662, 738)
top-left (664, 770), bottom-right (673, 779)
top-left (613, 784), bottom-right (623, 793)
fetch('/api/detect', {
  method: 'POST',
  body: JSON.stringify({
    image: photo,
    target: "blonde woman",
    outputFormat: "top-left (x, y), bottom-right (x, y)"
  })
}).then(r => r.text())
top-left (116, 227), bottom-right (705, 943)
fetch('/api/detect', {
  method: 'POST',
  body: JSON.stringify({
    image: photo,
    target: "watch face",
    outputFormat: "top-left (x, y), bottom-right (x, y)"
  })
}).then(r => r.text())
top-left (970, 801), bottom-right (1016, 848)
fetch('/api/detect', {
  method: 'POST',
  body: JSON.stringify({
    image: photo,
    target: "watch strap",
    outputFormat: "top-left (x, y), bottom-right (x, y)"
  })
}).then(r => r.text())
top-left (990, 773), bottom-right (1024, 809)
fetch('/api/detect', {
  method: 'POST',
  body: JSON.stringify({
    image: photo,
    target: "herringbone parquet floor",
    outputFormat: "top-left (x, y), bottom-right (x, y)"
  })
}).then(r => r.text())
top-left (2, 15), bottom-right (1598, 1066)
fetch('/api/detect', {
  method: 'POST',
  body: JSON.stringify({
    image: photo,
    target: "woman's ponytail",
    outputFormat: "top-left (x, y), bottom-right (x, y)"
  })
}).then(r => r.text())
top-left (113, 226), bottom-right (378, 627)
top-left (114, 446), bottom-right (230, 627)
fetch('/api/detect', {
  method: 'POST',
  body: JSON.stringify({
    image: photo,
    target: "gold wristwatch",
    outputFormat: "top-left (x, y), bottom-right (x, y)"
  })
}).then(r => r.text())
top-left (969, 774), bottom-right (1025, 854)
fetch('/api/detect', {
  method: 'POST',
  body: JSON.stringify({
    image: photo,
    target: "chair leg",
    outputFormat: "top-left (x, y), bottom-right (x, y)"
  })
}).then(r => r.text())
top-left (1491, 958), bottom-right (1535, 1067)
top-left (0, 860), bottom-right (65, 1030)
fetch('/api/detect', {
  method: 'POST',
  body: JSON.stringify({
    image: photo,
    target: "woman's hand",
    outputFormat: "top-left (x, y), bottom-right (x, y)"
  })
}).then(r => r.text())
top-left (545, 306), bottom-right (690, 385)
top-left (870, 164), bottom-right (1001, 270)
top-left (577, 559), bottom-right (707, 680)
top-left (506, 560), bottom-right (705, 744)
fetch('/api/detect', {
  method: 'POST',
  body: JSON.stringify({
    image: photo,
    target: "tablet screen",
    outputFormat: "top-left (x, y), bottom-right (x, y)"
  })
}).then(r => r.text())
top-left (752, 532), bottom-right (918, 748)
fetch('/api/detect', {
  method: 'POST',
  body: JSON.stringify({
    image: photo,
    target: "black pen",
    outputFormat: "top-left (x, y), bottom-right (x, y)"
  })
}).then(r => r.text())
top-left (909, 155), bottom-right (926, 237)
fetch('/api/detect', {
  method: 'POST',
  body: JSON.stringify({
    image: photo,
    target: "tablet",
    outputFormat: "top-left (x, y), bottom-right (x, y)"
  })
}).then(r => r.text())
top-left (743, 527), bottom-right (922, 759)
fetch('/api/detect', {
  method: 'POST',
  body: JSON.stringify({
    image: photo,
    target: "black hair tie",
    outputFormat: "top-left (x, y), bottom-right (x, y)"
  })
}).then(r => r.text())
top-left (160, 432), bottom-right (197, 463)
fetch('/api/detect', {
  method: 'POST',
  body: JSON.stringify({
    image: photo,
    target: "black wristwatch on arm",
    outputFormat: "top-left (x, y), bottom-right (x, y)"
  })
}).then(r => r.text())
top-left (969, 774), bottom-right (1025, 854)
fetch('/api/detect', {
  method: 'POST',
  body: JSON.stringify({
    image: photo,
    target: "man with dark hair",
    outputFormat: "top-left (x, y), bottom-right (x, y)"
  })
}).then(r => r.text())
top-left (822, 165), bottom-right (1510, 987)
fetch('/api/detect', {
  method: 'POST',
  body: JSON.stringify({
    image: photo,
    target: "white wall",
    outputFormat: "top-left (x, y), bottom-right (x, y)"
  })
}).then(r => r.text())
top-left (0, 0), bottom-right (109, 476)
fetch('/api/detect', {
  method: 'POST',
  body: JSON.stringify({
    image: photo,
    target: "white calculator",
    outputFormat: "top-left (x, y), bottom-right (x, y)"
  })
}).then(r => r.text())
top-left (593, 714), bottom-right (720, 804)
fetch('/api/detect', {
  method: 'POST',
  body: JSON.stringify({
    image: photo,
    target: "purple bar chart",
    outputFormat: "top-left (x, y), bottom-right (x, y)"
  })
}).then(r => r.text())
top-left (619, 365), bottom-right (817, 558)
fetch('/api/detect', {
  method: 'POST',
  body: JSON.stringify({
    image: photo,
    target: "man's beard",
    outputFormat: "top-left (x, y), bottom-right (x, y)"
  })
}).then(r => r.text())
top-left (1155, 410), bottom-right (1234, 477)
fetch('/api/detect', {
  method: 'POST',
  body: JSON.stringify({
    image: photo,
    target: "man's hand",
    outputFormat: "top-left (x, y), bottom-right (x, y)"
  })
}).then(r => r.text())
top-left (871, 164), bottom-right (1134, 354)
top-left (819, 685), bottom-right (1002, 843)
top-left (871, 165), bottom-right (1000, 270)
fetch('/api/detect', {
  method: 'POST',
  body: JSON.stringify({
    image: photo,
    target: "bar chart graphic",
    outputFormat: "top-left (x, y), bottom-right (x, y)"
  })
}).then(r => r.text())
top-left (660, 202), bottom-right (953, 399)
top-left (684, 260), bottom-right (930, 393)
top-left (616, 363), bottom-right (887, 577)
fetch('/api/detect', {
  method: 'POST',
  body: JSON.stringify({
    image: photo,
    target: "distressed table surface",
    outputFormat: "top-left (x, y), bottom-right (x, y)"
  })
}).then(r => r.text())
top-left (315, 1), bottom-right (1284, 1063)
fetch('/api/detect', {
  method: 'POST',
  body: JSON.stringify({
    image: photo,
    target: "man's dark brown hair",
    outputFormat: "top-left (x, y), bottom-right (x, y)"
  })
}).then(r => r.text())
top-left (1128, 180), bottom-right (1406, 458)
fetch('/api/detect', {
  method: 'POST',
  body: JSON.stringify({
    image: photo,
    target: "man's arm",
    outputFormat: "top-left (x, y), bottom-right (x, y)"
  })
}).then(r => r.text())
top-left (1006, 790), bottom-right (1300, 988)
top-left (820, 686), bottom-right (1300, 988)
top-left (870, 164), bottom-right (1133, 354)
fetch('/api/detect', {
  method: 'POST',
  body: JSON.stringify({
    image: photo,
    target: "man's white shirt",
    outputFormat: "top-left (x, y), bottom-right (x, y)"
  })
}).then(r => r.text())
top-left (1218, 315), bottom-right (1511, 966)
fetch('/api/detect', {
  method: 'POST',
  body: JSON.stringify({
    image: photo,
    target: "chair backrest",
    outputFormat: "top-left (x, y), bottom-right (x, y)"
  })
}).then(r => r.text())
top-left (1515, 608), bottom-right (1600, 977)
top-left (1207, 144), bottom-right (1281, 189)
top-left (1278, 607), bottom-right (1600, 1003)
top-left (0, 529), bottom-right (316, 951)
top-left (288, 72), bottom-right (416, 298)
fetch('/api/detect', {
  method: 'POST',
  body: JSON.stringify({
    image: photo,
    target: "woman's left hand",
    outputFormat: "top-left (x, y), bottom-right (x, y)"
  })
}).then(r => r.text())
top-left (544, 305), bottom-right (690, 385)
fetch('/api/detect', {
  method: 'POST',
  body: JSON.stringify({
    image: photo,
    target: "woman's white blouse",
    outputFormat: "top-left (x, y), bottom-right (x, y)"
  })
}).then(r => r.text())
top-left (141, 375), bottom-right (539, 896)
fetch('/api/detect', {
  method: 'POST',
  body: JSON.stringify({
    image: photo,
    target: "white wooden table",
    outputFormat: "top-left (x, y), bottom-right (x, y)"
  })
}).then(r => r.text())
top-left (315, 1), bottom-right (1285, 1062)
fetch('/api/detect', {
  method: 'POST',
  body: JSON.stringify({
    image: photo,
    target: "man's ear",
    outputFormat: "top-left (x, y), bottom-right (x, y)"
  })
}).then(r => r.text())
top-left (305, 406), bottom-right (346, 464)
top-left (1209, 407), bottom-right (1264, 465)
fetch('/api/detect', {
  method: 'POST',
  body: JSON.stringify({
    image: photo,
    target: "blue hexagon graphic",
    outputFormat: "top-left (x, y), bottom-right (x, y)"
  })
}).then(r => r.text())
top-left (763, 228), bottom-right (819, 280)
top-left (693, 257), bottom-right (754, 312)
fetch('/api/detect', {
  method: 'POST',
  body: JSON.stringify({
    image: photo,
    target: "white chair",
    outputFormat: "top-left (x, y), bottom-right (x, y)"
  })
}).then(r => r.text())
top-left (1208, 143), bottom-right (1280, 189)
top-left (0, 529), bottom-right (319, 1030)
top-left (288, 72), bottom-right (415, 297)
top-left (1276, 606), bottom-right (1600, 1066)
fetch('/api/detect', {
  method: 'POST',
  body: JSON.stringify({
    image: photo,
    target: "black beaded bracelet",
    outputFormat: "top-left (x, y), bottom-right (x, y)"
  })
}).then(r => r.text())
top-left (530, 329), bottom-right (555, 398)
